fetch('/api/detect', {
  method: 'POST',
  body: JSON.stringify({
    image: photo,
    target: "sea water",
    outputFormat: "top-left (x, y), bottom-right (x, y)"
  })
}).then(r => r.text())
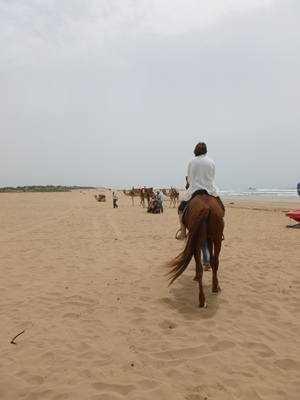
top-left (219, 188), bottom-right (300, 203)
top-left (178, 188), bottom-right (300, 203)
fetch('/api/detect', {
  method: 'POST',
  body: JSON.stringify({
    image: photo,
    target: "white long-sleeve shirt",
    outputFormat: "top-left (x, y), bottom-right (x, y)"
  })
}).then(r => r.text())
top-left (182, 154), bottom-right (219, 201)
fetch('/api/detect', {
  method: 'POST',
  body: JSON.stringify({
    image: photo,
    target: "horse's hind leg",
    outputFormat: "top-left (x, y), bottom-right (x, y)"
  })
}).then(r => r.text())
top-left (212, 269), bottom-right (220, 293)
top-left (211, 242), bottom-right (221, 293)
top-left (193, 253), bottom-right (206, 307)
top-left (193, 254), bottom-right (202, 282)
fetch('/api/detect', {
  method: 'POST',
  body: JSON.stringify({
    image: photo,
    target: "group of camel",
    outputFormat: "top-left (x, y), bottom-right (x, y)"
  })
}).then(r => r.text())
top-left (122, 188), bottom-right (179, 208)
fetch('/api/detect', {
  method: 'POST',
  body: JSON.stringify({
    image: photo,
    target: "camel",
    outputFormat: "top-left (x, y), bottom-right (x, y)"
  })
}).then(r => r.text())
top-left (140, 192), bottom-right (151, 208)
top-left (140, 187), bottom-right (155, 208)
top-left (123, 188), bottom-right (154, 207)
top-left (94, 194), bottom-right (106, 202)
top-left (161, 188), bottom-right (179, 208)
top-left (147, 197), bottom-right (160, 214)
top-left (122, 189), bottom-right (141, 206)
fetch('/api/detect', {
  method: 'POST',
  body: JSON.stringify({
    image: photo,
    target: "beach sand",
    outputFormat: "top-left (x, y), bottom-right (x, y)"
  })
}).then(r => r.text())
top-left (1, 189), bottom-right (300, 400)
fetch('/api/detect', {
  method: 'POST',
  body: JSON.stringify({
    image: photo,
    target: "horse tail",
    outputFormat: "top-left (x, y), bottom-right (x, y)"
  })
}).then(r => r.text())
top-left (164, 206), bottom-right (210, 285)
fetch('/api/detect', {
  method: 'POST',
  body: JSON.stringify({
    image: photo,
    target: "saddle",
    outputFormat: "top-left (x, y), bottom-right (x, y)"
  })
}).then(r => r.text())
top-left (182, 190), bottom-right (208, 224)
top-left (191, 189), bottom-right (209, 198)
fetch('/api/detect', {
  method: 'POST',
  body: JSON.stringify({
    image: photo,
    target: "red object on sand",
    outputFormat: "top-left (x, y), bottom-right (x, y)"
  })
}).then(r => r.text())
top-left (285, 210), bottom-right (300, 223)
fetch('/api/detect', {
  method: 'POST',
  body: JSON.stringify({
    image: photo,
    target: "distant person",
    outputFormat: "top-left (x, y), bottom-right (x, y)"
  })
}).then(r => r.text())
top-left (176, 141), bottom-right (225, 240)
top-left (148, 194), bottom-right (155, 207)
top-left (156, 190), bottom-right (164, 213)
top-left (112, 192), bottom-right (118, 208)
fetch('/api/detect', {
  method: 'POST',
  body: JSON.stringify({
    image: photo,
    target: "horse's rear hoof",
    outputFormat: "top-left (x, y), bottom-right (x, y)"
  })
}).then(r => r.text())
top-left (212, 285), bottom-right (221, 293)
top-left (199, 301), bottom-right (207, 308)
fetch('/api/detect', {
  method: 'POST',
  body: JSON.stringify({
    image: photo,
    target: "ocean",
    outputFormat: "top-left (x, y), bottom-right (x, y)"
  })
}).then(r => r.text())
top-left (219, 188), bottom-right (300, 203)
top-left (177, 188), bottom-right (300, 203)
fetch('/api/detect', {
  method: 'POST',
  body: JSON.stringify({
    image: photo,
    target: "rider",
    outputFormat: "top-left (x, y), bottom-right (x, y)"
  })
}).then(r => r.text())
top-left (177, 141), bottom-right (225, 240)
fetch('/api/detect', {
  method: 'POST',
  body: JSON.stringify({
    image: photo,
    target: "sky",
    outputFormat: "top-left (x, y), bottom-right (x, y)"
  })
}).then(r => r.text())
top-left (1, 0), bottom-right (300, 190)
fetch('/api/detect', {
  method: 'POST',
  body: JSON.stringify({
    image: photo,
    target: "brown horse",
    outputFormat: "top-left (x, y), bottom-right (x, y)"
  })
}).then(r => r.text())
top-left (164, 194), bottom-right (224, 307)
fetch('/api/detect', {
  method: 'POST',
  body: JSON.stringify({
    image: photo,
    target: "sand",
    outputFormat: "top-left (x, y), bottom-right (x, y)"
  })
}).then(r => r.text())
top-left (1, 189), bottom-right (300, 400)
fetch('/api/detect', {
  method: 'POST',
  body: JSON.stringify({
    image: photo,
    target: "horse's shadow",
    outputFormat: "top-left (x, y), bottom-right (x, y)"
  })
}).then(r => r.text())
top-left (162, 272), bottom-right (220, 320)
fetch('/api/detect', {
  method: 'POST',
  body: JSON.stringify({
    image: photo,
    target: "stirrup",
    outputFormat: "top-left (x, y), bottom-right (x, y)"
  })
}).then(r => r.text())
top-left (175, 229), bottom-right (182, 240)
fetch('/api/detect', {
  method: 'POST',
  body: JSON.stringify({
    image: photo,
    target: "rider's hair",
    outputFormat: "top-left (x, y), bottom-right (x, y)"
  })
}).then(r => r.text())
top-left (194, 142), bottom-right (207, 156)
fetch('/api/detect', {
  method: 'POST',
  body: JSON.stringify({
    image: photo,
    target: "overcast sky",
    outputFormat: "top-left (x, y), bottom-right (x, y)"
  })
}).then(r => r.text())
top-left (1, 0), bottom-right (299, 190)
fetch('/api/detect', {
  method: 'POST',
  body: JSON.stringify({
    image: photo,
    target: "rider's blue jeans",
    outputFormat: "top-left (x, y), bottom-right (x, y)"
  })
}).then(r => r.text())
top-left (202, 241), bottom-right (210, 265)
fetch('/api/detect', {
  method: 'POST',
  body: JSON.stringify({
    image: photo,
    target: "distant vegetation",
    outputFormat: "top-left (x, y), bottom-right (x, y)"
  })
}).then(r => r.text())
top-left (0, 185), bottom-right (96, 193)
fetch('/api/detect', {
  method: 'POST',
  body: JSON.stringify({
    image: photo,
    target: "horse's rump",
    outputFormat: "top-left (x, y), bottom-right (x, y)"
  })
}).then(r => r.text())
top-left (185, 195), bottom-right (223, 237)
